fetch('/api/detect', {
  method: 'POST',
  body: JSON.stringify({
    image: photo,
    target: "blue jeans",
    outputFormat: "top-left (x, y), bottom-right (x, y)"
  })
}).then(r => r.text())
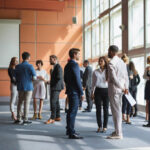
top-left (66, 93), bottom-right (80, 135)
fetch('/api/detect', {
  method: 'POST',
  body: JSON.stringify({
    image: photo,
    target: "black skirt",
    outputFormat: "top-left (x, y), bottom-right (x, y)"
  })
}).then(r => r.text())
top-left (144, 80), bottom-right (150, 101)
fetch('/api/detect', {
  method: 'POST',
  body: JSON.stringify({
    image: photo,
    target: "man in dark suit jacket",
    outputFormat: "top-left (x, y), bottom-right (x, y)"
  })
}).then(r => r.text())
top-left (45, 55), bottom-right (64, 124)
top-left (64, 48), bottom-right (84, 139)
top-left (83, 60), bottom-right (93, 112)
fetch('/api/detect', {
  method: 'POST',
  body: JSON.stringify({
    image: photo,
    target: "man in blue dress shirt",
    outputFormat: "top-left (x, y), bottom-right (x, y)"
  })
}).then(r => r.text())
top-left (64, 48), bottom-right (84, 139)
top-left (15, 52), bottom-right (36, 124)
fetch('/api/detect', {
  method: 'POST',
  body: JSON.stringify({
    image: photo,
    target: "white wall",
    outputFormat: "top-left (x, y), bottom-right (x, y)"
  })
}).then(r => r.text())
top-left (0, 19), bottom-right (21, 68)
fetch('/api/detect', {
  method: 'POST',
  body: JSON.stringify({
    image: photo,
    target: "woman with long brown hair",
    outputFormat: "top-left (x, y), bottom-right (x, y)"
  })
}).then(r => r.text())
top-left (91, 56), bottom-right (109, 133)
top-left (8, 57), bottom-right (18, 120)
top-left (129, 61), bottom-right (140, 118)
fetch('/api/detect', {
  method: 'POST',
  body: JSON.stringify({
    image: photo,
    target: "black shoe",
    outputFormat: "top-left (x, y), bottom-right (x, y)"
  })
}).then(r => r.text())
top-left (69, 134), bottom-right (83, 139)
top-left (82, 110), bottom-right (91, 112)
top-left (143, 124), bottom-right (150, 127)
top-left (133, 113), bottom-right (137, 117)
top-left (14, 120), bottom-right (22, 124)
top-left (23, 120), bottom-right (32, 124)
top-left (66, 132), bottom-right (80, 136)
top-left (65, 108), bottom-right (68, 113)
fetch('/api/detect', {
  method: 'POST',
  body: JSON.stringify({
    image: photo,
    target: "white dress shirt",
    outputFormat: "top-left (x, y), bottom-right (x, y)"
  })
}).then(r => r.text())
top-left (92, 68), bottom-right (108, 92)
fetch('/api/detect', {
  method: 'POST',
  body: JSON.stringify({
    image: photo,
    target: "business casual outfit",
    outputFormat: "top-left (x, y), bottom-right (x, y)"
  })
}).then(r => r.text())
top-left (33, 69), bottom-right (48, 100)
top-left (129, 73), bottom-right (140, 116)
top-left (92, 68), bottom-right (109, 130)
top-left (8, 68), bottom-right (18, 114)
top-left (108, 56), bottom-right (129, 138)
top-left (15, 61), bottom-right (36, 123)
top-left (64, 59), bottom-right (83, 138)
top-left (50, 63), bottom-right (64, 120)
top-left (143, 68), bottom-right (150, 126)
top-left (83, 66), bottom-right (93, 111)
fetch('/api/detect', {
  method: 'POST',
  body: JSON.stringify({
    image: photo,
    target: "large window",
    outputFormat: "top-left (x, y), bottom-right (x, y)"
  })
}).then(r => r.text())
top-left (110, 6), bottom-right (122, 50)
top-left (100, 15), bottom-right (109, 55)
top-left (146, 0), bottom-right (150, 46)
top-left (110, 0), bottom-right (121, 7)
top-left (100, 0), bottom-right (109, 13)
top-left (85, 26), bottom-right (92, 59)
top-left (129, 0), bottom-right (144, 50)
top-left (92, 20), bottom-right (100, 58)
top-left (84, 0), bottom-right (91, 23)
top-left (92, 0), bottom-right (99, 20)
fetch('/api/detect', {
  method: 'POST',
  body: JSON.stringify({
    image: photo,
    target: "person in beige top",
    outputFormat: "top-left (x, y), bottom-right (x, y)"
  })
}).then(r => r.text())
top-left (107, 45), bottom-right (129, 139)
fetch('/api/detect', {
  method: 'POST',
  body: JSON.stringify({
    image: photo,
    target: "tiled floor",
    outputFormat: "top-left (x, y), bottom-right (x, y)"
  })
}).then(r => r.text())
top-left (0, 97), bottom-right (150, 150)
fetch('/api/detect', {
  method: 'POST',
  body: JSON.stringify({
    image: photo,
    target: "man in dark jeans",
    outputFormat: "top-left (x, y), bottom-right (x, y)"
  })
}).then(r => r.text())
top-left (64, 48), bottom-right (84, 139)
top-left (45, 55), bottom-right (64, 124)
top-left (83, 60), bottom-right (93, 112)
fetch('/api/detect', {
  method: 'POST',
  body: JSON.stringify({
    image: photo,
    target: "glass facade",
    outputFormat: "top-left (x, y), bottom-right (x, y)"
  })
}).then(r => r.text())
top-left (110, 6), bottom-right (122, 50)
top-left (129, 0), bottom-right (144, 50)
top-left (83, 0), bottom-right (150, 106)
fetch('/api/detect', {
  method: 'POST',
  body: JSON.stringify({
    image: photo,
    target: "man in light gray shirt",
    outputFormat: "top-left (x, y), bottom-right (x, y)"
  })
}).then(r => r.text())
top-left (107, 45), bottom-right (129, 139)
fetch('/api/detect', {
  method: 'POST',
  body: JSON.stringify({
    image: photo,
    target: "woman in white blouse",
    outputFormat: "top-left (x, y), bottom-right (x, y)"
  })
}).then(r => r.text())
top-left (32, 60), bottom-right (49, 120)
top-left (91, 56), bottom-right (109, 133)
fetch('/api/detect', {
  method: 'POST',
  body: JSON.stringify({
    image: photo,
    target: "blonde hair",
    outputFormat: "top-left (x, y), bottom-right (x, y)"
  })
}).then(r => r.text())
top-left (147, 56), bottom-right (150, 64)
top-left (121, 53), bottom-right (129, 63)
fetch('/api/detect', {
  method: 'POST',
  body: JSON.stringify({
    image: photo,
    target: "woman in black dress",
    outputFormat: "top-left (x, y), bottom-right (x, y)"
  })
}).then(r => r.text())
top-left (143, 56), bottom-right (150, 123)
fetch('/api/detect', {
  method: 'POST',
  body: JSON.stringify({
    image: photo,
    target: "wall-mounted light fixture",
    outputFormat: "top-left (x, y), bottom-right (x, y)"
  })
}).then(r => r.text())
top-left (72, 0), bottom-right (77, 24)
top-left (119, 24), bottom-right (126, 31)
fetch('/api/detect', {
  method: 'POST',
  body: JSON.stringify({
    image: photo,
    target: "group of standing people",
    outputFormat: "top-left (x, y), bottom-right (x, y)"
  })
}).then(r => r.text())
top-left (7, 45), bottom-right (150, 140)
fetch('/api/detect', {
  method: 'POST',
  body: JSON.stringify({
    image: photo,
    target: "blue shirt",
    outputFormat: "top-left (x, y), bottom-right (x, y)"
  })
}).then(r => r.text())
top-left (15, 61), bottom-right (36, 91)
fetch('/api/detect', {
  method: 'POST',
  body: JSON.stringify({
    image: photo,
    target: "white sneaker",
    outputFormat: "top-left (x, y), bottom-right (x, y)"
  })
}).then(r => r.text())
top-left (107, 134), bottom-right (123, 139)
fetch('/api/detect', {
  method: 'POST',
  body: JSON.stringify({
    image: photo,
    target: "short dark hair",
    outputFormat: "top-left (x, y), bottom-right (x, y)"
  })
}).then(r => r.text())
top-left (22, 52), bottom-right (30, 60)
top-left (50, 55), bottom-right (57, 59)
top-left (36, 60), bottom-right (43, 66)
top-left (84, 60), bottom-right (89, 64)
top-left (69, 48), bottom-right (80, 59)
top-left (109, 45), bottom-right (119, 53)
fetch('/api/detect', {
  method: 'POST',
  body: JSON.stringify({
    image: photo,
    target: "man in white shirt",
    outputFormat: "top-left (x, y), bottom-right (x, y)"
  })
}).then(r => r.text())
top-left (107, 45), bottom-right (129, 139)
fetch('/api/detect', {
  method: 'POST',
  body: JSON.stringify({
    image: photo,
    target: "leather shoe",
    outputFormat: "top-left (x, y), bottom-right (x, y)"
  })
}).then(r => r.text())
top-left (82, 110), bottom-right (91, 112)
top-left (69, 134), bottom-right (83, 139)
top-left (55, 118), bottom-right (61, 121)
top-left (23, 120), bottom-right (32, 124)
top-left (45, 119), bottom-right (55, 124)
top-left (143, 124), bottom-right (150, 127)
top-left (66, 132), bottom-right (80, 136)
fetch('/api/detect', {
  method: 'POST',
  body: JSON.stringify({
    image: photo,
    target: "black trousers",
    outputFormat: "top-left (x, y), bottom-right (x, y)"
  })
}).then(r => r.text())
top-left (85, 87), bottom-right (93, 111)
top-left (50, 90), bottom-right (61, 119)
top-left (94, 88), bottom-right (109, 128)
top-left (130, 89), bottom-right (137, 114)
top-left (122, 95), bottom-right (131, 115)
top-left (149, 100), bottom-right (150, 124)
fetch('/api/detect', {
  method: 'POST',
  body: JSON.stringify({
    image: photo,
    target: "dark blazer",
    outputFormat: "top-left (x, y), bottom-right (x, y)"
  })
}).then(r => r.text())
top-left (50, 63), bottom-right (64, 91)
top-left (64, 59), bottom-right (83, 96)
top-left (129, 74), bottom-right (140, 91)
top-left (83, 66), bottom-right (92, 88)
top-left (8, 68), bottom-right (16, 85)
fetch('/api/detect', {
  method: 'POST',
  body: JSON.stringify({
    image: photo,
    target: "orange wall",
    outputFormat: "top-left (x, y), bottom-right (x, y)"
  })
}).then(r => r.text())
top-left (0, 0), bottom-right (83, 97)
